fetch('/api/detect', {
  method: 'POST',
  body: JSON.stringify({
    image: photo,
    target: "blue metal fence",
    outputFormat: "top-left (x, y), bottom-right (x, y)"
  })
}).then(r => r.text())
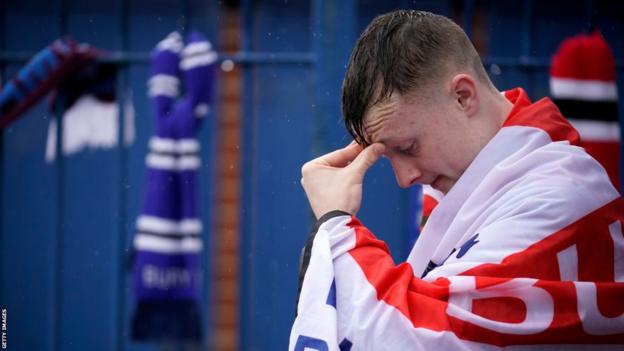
top-left (1, 1), bottom-right (623, 350)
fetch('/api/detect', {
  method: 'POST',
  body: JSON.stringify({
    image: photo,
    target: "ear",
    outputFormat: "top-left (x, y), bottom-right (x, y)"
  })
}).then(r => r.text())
top-left (449, 74), bottom-right (478, 116)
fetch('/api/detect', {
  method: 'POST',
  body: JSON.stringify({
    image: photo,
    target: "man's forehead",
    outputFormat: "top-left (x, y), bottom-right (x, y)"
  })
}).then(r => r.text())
top-left (363, 96), bottom-right (401, 143)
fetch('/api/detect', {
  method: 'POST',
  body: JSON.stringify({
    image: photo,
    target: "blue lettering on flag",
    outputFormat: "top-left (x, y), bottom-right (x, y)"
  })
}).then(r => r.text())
top-left (326, 278), bottom-right (336, 308)
top-left (457, 233), bottom-right (480, 259)
top-left (294, 335), bottom-right (329, 351)
top-left (339, 338), bottom-right (353, 351)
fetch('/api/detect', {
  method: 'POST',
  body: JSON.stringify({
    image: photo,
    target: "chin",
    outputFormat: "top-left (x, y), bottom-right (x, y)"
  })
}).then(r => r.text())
top-left (432, 177), bottom-right (454, 194)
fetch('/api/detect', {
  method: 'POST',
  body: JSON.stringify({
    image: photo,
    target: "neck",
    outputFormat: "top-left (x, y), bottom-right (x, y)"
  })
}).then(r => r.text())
top-left (473, 86), bottom-right (514, 150)
top-left (491, 88), bottom-right (514, 127)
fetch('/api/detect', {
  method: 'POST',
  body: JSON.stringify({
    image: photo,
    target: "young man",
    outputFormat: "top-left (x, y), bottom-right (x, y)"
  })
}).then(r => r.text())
top-left (291, 10), bottom-right (624, 350)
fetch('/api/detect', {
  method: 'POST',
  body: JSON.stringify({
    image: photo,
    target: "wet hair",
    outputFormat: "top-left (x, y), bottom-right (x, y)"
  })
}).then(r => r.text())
top-left (341, 10), bottom-right (491, 145)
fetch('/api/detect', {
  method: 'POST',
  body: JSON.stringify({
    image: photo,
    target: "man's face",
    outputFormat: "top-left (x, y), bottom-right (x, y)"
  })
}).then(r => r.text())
top-left (363, 91), bottom-right (475, 194)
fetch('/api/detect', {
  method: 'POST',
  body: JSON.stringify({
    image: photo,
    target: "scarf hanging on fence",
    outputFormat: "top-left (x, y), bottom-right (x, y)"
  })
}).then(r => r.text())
top-left (0, 38), bottom-right (100, 128)
top-left (131, 30), bottom-right (216, 342)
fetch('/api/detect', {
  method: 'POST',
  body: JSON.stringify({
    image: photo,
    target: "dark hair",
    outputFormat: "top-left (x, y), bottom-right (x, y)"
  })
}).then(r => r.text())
top-left (341, 10), bottom-right (489, 145)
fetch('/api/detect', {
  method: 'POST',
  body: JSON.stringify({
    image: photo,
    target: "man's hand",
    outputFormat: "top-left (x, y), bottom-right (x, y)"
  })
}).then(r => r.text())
top-left (300, 142), bottom-right (386, 219)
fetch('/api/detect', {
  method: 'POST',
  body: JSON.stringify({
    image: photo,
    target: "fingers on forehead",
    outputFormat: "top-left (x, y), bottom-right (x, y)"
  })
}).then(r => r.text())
top-left (316, 142), bottom-right (361, 166)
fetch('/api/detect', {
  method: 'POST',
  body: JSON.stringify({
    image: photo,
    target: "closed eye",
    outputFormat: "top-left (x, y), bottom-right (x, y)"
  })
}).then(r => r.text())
top-left (398, 141), bottom-right (416, 155)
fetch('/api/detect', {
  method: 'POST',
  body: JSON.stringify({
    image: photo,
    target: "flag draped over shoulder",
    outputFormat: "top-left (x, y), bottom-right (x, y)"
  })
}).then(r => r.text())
top-left (290, 88), bottom-right (624, 350)
top-left (131, 30), bottom-right (216, 342)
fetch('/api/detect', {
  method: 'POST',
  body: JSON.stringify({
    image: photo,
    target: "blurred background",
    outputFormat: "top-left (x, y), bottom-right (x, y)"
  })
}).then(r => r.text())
top-left (1, 0), bottom-right (623, 350)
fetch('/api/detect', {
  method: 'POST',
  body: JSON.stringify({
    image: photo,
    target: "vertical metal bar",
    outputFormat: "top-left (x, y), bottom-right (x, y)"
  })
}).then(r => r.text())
top-left (310, 0), bottom-right (323, 160)
top-left (53, 3), bottom-right (68, 351)
top-left (311, 0), bottom-right (355, 153)
top-left (463, 0), bottom-right (475, 40)
top-left (182, 0), bottom-right (191, 35)
top-left (52, 13), bottom-right (67, 350)
top-left (521, 0), bottom-right (532, 59)
top-left (584, 0), bottom-right (594, 31)
top-left (114, 0), bottom-right (129, 350)
top-left (58, 0), bottom-right (67, 37)
top-left (311, 0), bottom-right (323, 59)
top-left (203, 5), bottom-right (216, 348)
top-left (521, 0), bottom-right (533, 93)
top-left (239, 0), bottom-right (254, 349)
top-left (53, 97), bottom-right (66, 351)
top-left (0, 0), bottom-right (4, 75)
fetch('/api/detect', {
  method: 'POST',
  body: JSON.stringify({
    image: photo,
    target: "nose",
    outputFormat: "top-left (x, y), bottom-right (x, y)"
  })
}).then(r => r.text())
top-left (388, 156), bottom-right (421, 188)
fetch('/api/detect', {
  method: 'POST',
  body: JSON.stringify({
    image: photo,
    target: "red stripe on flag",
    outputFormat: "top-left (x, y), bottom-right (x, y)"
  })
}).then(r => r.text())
top-left (346, 198), bottom-right (624, 345)
top-left (503, 88), bottom-right (580, 146)
top-left (582, 140), bottom-right (621, 190)
top-left (348, 217), bottom-right (453, 332)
